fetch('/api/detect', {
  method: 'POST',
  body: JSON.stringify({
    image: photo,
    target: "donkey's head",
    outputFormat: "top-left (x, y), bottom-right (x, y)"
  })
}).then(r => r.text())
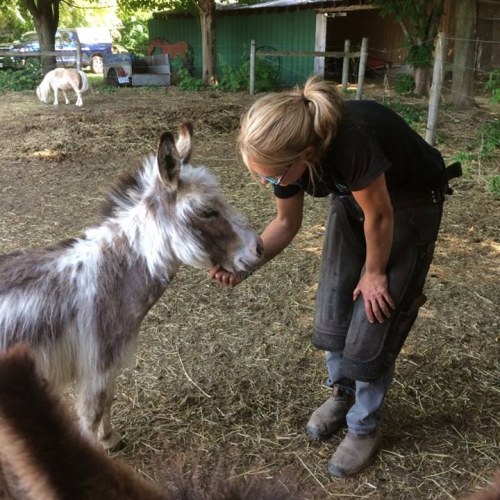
top-left (153, 122), bottom-right (263, 276)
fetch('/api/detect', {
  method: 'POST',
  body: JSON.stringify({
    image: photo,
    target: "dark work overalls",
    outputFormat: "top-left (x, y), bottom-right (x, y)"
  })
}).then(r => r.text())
top-left (274, 100), bottom-right (462, 434)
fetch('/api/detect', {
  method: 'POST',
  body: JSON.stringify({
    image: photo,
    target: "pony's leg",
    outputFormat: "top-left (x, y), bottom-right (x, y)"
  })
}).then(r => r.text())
top-left (53, 89), bottom-right (59, 106)
top-left (75, 370), bottom-right (121, 450)
top-left (62, 90), bottom-right (70, 105)
top-left (75, 91), bottom-right (83, 107)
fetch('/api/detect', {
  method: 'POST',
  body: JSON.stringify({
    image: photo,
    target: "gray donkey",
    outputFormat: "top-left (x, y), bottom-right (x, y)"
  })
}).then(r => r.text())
top-left (0, 122), bottom-right (263, 449)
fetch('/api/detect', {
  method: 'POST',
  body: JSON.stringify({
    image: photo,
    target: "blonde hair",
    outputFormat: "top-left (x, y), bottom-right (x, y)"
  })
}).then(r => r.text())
top-left (238, 75), bottom-right (344, 174)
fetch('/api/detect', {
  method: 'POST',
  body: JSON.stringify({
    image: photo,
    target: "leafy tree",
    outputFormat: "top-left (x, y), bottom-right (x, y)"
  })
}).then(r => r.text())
top-left (373, 0), bottom-right (444, 96)
top-left (0, 3), bottom-right (33, 40)
top-left (118, 0), bottom-right (217, 84)
top-left (0, 0), bottom-right (114, 74)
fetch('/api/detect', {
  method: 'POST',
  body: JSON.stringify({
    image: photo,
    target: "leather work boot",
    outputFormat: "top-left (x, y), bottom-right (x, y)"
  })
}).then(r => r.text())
top-left (327, 428), bottom-right (382, 478)
top-left (306, 386), bottom-right (352, 441)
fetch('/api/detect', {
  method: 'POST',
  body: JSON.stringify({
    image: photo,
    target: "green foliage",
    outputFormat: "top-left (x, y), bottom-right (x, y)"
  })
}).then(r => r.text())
top-left (485, 69), bottom-right (500, 104)
top-left (451, 118), bottom-right (499, 189)
top-left (478, 118), bottom-right (499, 158)
top-left (177, 67), bottom-right (205, 90)
top-left (116, 16), bottom-right (150, 55)
top-left (217, 57), bottom-right (246, 92)
top-left (216, 52), bottom-right (279, 93)
top-left (373, 0), bottom-right (442, 69)
top-left (384, 100), bottom-right (426, 130)
top-left (450, 151), bottom-right (474, 177)
top-left (407, 42), bottom-right (433, 68)
top-left (0, 63), bottom-right (41, 91)
top-left (394, 74), bottom-right (415, 96)
top-left (491, 175), bottom-right (500, 195)
top-left (0, 3), bottom-right (32, 41)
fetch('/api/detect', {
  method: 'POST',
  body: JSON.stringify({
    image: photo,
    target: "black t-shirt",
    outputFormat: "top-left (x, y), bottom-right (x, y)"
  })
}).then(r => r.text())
top-left (274, 100), bottom-right (447, 199)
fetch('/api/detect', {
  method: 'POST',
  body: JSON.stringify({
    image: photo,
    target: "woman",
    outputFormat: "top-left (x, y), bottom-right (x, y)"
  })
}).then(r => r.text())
top-left (210, 75), bottom-right (459, 477)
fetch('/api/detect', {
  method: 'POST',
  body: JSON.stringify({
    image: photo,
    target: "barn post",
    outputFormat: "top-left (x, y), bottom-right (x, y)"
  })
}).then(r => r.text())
top-left (355, 37), bottom-right (368, 100)
top-left (314, 12), bottom-right (327, 76)
top-left (250, 39), bottom-right (256, 95)
top-left (342, 39), bottom-right (351, 92)
top-left (426, 32), bottom-right (447, 146)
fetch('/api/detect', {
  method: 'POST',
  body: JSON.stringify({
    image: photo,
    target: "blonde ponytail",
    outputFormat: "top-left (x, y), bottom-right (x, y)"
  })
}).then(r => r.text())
top-left (238, 75), bottom-right (343, 172)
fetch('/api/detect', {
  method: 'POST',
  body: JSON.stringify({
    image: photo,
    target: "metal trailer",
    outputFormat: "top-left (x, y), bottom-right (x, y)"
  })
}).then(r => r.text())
top-left (103, 53), bottom-right (171, 87)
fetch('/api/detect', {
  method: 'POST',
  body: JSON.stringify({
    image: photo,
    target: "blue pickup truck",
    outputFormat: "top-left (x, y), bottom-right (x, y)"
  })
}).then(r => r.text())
top-left (0, 28), bottom-right (113, 73)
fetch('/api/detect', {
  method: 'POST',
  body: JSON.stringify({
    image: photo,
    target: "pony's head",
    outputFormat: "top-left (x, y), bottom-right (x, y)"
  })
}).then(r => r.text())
top-left (35, 74), bottom-right (50, 104)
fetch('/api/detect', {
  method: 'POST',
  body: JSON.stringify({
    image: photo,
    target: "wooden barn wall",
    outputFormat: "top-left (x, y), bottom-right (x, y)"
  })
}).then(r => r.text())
top-left (149, 10), bottom-right (317, 86)
top-left (325, 10), bottom-right (407, 68)
top-left (477, 0), bottom-right (500, 70)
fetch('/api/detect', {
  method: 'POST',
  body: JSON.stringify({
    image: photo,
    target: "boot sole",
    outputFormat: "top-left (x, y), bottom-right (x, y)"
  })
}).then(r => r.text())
top-left (306, 422), bottom-right (344, 441)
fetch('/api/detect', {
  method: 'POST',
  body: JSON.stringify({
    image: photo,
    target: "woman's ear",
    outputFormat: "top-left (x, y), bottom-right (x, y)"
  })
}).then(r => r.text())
top-left (303, 145), bottom-right (318, 162)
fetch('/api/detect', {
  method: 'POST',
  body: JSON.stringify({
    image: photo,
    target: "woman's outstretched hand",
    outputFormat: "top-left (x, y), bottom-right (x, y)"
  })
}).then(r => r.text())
top-left (209, 264), bottom-right (245, 288)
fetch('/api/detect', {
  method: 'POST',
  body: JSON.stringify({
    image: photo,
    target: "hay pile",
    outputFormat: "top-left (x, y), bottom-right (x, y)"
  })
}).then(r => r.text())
top-left (0, 83), bottom-right (498, 499)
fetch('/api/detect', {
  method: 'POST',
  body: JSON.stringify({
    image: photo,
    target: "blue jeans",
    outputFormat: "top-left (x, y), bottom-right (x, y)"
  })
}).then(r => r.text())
top-left (326, 351), bottom-right (394, 434)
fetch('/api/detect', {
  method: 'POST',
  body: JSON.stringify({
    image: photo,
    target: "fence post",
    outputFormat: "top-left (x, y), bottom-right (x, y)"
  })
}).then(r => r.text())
top-left (249, 40), bottom-right (256, 95)
top-left (342, 39), bottom-right (351, 92)
top-left (356, 37), bottom-right (368, 100)
top-left (76, 44), bottom-right (82, 71)
top-left (426, 32), bottom-right (447, 146)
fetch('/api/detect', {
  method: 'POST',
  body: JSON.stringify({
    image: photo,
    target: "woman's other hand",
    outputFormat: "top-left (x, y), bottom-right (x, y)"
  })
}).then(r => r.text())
top-left (209, 264), bottom-right (245, 287)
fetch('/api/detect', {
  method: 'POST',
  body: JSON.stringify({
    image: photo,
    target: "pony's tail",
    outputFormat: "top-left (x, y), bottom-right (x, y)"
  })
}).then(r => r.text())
top-left (78, 70), bottom-right (91, 94)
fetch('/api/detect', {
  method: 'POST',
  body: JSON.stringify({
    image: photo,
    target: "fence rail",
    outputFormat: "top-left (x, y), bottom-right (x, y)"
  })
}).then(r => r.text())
top-left (250, 37), bottom-right (369, 98)
top-left (0, 49), bottom-right (82, 70)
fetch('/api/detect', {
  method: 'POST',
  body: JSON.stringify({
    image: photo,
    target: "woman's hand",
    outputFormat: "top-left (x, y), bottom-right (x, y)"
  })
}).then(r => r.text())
top-left (209, 264), bottom-right (245, 288)
top-left (353, 272), bottom-right (396, 323)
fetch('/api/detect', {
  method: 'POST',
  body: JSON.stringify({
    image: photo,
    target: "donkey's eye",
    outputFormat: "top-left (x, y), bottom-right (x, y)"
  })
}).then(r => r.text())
top-left (200, 208), bottom-right (219, 218)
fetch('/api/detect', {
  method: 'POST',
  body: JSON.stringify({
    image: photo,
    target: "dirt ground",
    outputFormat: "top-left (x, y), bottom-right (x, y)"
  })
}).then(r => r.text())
top-left (0, 80), bottom-right (498, 499)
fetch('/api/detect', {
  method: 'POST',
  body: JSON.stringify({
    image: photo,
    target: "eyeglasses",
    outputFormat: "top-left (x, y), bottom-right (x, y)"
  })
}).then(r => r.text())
top-left (255, 164), bottom-right (291, 186)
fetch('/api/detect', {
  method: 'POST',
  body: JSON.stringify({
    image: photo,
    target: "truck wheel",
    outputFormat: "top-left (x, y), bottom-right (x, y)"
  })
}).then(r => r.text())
top-left (90, 55), bottom-right (104, 74)
top-left (106, 68), bottom-right (119, 87)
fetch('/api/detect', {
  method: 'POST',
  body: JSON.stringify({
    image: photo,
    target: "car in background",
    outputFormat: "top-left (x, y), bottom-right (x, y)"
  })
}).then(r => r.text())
top-left (0, 28), bottom-right (114, 73)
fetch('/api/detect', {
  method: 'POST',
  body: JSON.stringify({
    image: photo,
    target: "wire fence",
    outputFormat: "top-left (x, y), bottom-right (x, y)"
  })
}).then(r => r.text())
top-left (246, 32), bottom-right (499, 146)
top-left (248, 34), bottom-right (499, 102)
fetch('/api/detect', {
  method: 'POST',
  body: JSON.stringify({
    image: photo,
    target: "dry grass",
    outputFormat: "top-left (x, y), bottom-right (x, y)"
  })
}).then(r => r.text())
top-left (0, 81), bottom-right (498, 499)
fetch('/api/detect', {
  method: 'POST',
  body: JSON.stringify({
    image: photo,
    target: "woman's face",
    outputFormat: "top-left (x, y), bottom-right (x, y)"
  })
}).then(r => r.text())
top-left (247, 156), bottom-right (309, 187)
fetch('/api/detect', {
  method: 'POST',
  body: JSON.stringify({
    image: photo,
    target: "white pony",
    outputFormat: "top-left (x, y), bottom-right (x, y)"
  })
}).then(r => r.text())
top-left (36, 68), bottom-right (90, 107)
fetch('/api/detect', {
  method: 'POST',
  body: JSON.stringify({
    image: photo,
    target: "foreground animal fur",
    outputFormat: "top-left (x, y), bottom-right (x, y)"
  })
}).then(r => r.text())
top-left (0, 123), bottom-right (262, 449)
top-left (36, 68), bottom-right (90, 106)
top-left (0, 345), bottom-right (304, 500)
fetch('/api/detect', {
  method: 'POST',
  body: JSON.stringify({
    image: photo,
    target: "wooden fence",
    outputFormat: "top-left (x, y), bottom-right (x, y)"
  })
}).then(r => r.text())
top-left (0, 48), bottom-right (82, 70)
top-left (249, 37), bottom-right (369, 98)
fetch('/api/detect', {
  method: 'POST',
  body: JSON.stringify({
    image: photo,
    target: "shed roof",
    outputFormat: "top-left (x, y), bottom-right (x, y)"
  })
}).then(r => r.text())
top-left (217, 0), bottom-right (340, 10)
top-left (154, 0), bottom-right (372, 18)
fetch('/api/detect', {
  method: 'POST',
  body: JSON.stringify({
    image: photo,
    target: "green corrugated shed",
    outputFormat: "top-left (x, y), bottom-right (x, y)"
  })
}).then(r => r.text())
top-left (148, 8), bottom-right (318, 87)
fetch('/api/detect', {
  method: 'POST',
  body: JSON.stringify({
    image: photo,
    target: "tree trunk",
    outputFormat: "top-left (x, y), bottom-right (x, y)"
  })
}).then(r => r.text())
top-left (197, 0), bottom-right (216, 85)
top-left (25, 0), bottom-right (60, 74)
top-left (451, 0), bottom-right (477, 108)
top-left (414, 66), bottom-right (431, 96)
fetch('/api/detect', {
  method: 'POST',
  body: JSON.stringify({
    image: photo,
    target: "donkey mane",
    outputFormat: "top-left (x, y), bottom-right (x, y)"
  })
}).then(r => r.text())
top-left (99, 154), bottom-right (220, 221)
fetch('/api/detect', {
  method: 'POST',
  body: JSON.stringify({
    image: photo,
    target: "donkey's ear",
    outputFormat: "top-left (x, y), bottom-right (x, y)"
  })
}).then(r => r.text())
top-left (157, 130), bottom-right (180, 185)
top-left (176, 121), bottom-right (193, 164)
